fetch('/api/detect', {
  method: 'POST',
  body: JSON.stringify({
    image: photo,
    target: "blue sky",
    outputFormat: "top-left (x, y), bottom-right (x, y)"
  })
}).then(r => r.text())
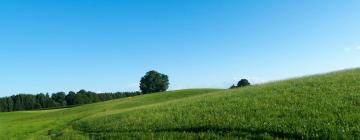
top-left (1, 0), bottom-right (360, 96)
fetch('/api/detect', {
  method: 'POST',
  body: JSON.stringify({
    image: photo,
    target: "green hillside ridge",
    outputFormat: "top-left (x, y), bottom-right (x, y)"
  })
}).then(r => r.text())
top-left (1, 68), bottom-right (360, 139)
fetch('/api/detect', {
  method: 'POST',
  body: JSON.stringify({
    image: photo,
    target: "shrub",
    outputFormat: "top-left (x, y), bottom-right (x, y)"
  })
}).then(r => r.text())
top-left (237, 79), bottom-right (251, 87)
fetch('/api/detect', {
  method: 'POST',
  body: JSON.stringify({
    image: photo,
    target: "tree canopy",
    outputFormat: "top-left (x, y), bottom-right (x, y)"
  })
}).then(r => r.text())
top-left (230, 79), bottom-right (251, 89)
top-left (237, 79), bottom-right (251, 87)
top-left (140, 70), bottom-right (169, 94)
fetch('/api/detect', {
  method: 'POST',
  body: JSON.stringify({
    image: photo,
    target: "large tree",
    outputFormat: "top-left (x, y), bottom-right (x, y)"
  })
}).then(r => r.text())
top-left (140, 70), bottom-right (169, 94)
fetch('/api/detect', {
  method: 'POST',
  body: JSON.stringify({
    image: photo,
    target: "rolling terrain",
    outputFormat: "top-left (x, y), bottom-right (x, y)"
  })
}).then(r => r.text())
top-left (1, 69), bottom-right (360, 139)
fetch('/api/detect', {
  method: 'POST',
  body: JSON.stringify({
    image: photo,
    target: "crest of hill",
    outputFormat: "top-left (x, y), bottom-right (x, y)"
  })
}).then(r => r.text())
top-left (1, 68), bottom-right (360, 139)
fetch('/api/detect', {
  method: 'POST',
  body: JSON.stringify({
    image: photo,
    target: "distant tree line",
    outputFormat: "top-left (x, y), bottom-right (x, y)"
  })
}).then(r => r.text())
top-left (0, 90), bottom-right (141, 112)
top-left (0, 70), bottom-right (170, 112)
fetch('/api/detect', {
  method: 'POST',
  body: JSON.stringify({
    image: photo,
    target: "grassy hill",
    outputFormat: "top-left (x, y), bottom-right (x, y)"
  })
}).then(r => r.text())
top-left (1, 69), bottom-right (360, 139)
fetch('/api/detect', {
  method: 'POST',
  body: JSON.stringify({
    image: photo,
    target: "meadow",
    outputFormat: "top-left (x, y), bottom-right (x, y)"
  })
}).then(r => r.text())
top-left (1, 69), bottom-right (360, 139)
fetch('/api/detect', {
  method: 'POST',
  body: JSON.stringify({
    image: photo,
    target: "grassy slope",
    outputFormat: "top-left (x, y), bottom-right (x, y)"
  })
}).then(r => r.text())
top-left (1, 69), bottom-right (360, 139)
top-left (0, 89), bottom-right (221, 140)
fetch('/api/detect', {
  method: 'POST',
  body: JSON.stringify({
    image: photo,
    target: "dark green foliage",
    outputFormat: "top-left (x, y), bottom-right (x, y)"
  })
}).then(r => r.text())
top-left (6, 98), bottom-right (13, 111)
top-left (230, 79), bottom-right (251, 89)
top-left (35, 93), bottom-right (47, 109)
top-left (0, 90), bottom-right (141, 112)
top-left (52, 92), bottom-right (66, 107)
top-left (0, 98), bottom-right (7, 112)
top-left (45, 93), bottom-right (55, 108)
top-left (237, 79), bottom-right (250, 87)
top-left (65, 91), bottom-right (76, 105)
top-left (140, 70), bottom-right (169, 94)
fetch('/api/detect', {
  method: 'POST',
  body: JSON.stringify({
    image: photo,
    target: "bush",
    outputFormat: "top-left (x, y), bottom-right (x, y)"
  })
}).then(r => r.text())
top-left (230, 79), bottom-right (251, 89)
top-left (237, 79), bottom-right (250, 87)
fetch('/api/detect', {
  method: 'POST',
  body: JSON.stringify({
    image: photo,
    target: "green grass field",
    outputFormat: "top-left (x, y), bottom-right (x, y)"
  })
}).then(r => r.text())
top-left (1, 69), bottom-right (360, 139)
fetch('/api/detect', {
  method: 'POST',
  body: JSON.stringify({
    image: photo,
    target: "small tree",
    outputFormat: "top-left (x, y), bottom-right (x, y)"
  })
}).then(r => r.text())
top-left (140, 70), bottom-right (169, 94)
top-left (237, 79), bottom-right (250, 87)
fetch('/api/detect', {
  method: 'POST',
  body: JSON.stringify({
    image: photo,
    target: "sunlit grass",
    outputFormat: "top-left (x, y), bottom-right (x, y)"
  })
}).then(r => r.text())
top-left (0, 89), bottom-right (220, 139)
top-left (1, 69), bottom-right (360, 139)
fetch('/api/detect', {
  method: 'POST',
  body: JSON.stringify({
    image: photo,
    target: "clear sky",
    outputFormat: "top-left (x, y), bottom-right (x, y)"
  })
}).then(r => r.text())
top-left (1, 0), bottom-right (360, 96)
